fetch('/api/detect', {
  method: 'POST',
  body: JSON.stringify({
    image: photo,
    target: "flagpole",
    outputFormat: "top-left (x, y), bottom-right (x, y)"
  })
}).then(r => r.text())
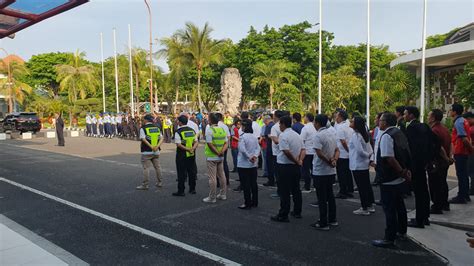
top-left (128, 24), bottom-right (135, 118)
top-left (100, 32), bottom-right (106, 113)
top-left (420, 0), bottom-right (427, 122)
top-left (113, 28), bottom-right (120, 113)
top-left (318, 0), bottom-right (322, 114)
top-left (366, 0), bottom-right (371, 128)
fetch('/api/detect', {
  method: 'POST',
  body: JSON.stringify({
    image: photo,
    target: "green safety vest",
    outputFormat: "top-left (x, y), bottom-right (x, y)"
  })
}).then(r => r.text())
top-left (205, 126), bottom-right (227, 158)
top-left (145, 126), bottom-right (160, 146)
top-left (180, 129), bottom-right (196, 157)
top-left (257, 119), bottom-right (264, 127)
top-left (224, 117), bottom-right (233, 126)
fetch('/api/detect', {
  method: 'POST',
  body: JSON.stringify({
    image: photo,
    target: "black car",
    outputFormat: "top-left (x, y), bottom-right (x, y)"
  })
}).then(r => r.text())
top-left (0, 112), bottom-right (41, 133)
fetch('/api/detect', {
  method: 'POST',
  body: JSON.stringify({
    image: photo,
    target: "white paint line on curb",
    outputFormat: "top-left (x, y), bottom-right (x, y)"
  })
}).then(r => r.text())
top-left (0, 177), bottom-right (240, 266)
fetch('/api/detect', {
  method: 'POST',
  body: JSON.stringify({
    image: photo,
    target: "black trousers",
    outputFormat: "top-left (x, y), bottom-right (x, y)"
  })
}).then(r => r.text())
top-left (56, 129), bottom-right (65, 146)
top-left (277, 164), bottom-right (302, 217)
top-left (352, 170), bottom-right (375, 208)
top-left (86, 124), bottom-right (91, 135)
top-left (238, 167), bottom-right (258, 207)
top-left (336, 158), bottom-right (354, 194)
top-left (428, 165), bottom-right (449, 211)
top-left (223, 150), bottom-right (230, 184)
top-left (413, 168), bottom-right (430, 223)
top-left (266, 152), bottom-right (275, 185)
top-left (313, 175), bottom-right (336, 226)
top-left (176, 156), bottom-right (197, 193)
top-left (302, 155), bottom-right (314, 190)
top-left (380, 183), bottom-right (407, 241)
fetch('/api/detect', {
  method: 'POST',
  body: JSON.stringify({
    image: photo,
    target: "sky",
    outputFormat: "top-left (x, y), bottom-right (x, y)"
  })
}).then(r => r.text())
top-left (0, 0), bottom-right (472, 71)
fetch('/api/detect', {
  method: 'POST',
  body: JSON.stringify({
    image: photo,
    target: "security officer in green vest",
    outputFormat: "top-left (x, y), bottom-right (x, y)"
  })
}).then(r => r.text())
top-left (203, 113), bottom-right (228, 203)
top-left (172, 115), bottom-right (199, 196)
top-left (136, 114), bottom-right (163, 190)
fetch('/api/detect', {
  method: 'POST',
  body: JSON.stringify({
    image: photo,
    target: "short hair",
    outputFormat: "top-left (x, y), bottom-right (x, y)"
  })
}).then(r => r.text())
top-left (233, 117), bottom-right (241, 125)
top-left (451, 103), bottom-right (464, 115)
top-left (274, 110), bottom-right (284, 119)
top-left (376, 112), bottom-right (383, 119)
top-left (215, 112), bottom-right (223, 121)
top-left (263, 115), bottom-right (272, 122)
top-left (144, 114), bottom-right (154, 122)
top-left (280, 115), bottom-right (292, 128)
top-left (292, 112), bottom-right (302, 122)
top-left (431, 109), bottom-right (443, 122)
top-left (405, 106), bottom-right (420, 119)
top-left (241, 111), bottom-right (250, 119)
top-left (177, 115), bottom-right (188, 125)
top-left (382, 112), bottom-right (397, 127)
top-left (337, 110), bottom-right (348, 120)
top-left (395, 106), bottom-right (406, 114)
top-left (314, 114), bottom-right (328, 127)
top-left (283, 110), bottom-right (291, 117)
top-left (305, 113), bottom-right (314, 122)
top-left (463, 111), bottom-right (474, 119)
top-left (241, 119), bottom-right (253, 134)
top-left (351, 111), bottom-right (361, 118)
top-left (209, 113), bottom-right (219, 124)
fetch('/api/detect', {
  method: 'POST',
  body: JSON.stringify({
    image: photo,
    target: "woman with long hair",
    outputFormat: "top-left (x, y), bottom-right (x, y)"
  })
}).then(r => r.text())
top-left (237, 119), bottom-right (260, 209)
top-left (349, 116), bottom-right (375, 215)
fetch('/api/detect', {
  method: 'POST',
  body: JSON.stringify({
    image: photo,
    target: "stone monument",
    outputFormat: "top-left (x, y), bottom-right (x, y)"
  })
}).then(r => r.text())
top-left (219, 68), bottom-right (242, 116)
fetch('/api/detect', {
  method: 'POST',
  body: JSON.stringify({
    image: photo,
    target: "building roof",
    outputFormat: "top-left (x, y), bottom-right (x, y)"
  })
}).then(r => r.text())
top-left (446, 22), bottom-right (474, 44)
top-left (1, 54), bottom-right (24, 64)
top-left (390, 40), bottom-right (474, 69)
top-left (0, 0), bottom-right (88, 39)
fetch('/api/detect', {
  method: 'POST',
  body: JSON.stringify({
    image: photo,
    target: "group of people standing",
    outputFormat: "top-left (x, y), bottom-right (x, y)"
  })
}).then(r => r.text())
top-left (132, 104), bottom-right (473, 248)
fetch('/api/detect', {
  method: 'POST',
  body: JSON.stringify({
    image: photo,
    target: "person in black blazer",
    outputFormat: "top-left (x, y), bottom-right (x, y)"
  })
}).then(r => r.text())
top-left (55, 113), bottom-right (65, 147)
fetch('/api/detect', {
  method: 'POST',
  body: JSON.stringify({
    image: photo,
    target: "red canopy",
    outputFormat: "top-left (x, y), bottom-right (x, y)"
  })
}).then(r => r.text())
top-left (0, 0), bottom-right (88, 39)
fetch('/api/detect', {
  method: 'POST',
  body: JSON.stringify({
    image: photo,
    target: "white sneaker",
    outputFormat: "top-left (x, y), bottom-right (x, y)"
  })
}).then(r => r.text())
top-left (216, 194), bottom-right (227, 200)
top-left (353, 208), bottom-right (371, 216)
top-left (368, 206), bottom-right (376, 213)
top-left (202, 197), bottom-right (216, 203)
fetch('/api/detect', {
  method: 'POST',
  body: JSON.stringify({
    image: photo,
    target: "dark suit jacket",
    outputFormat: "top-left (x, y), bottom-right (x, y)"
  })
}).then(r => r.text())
top-left (406, 120), bottom-right (435, 171)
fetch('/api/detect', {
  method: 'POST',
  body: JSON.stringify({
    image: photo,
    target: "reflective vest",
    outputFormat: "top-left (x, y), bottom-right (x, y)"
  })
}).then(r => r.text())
top-left (257, 119), bottom-right (264, 127)
top-left (141, 124), bottom-right (161, 153)
top-left (178, 127), bottom-right (196, 158)
top-left (205, 126), bottom-right (226, 158)
top-left (224, 117), bottom-right (233, 126)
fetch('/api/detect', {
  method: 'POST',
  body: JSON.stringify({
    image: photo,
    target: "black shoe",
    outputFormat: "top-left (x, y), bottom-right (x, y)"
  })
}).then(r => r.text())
top-left (231, 169), bottom-right (237, 173)
top-left (396, 233), bottom-right (408, 241)
top-left (309, 201), bottom-right (319, 207)
top-left (375, 200), bottom-right (382, 206)
top-left (466, 197), bottom-right (471, 202)
top-left (263, 182), bottom-right (275, 187)
top-left (172, 192), bottom-right (185, 197)
top-left (259, 175), bottom-right (268, 178)
top-left (238, 204), bottom-right (251, 210)
top-left (470, 190), bottom-right (474, 196)
top-left (430, 208), bottom-right (443, 214)
top-left (372, 239), bottom-right (395, 248)
top-left (449, 197), bottom-right (467, 204)
top-left (407, 219), bottom-right (424, 228)
top-left (346, 193), bottom-right (354, 198)
top-left (442, 205), bottom-right (450, 211)
top-left (310, 222), bottom-right (329, 231)
top-left (290, 211), bottom-right (302, 219)
top-left (335, 193), bottom-right (347, 199)
top-left (233, 186), bottom-right (242, 192)
top-left (189, 190), bottom-right (196, 194)
top-left (270, 215), bottom-right (289, 223)
top-left (251, 203), bottom-right (258, 208)
top-left (424, 219), bottom-right (430, 226)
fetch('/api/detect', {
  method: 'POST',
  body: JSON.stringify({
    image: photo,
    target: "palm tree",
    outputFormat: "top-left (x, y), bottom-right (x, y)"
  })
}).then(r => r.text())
top-left (0, 60), bottom-right (32, 113)
top-left (131, 48), bottom-right (149, 112)
top-left (159, 34), bottom-right (190, 114)
top-left (56, 50), bottom-right (98, 103)
top-left (251, 60), bottom-right (297, 111)
top-left (176, 22), bottom-right (223, 112)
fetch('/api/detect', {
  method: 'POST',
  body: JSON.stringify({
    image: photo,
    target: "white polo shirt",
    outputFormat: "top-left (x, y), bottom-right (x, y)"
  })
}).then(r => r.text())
top-left (335, 120), bottom-right (353, 159)
top-left (301, 122), bottom-right (317, 155)
top-left (277, 128), bottom-right (304, 164)
top-left (270, 122), bottom-right (281, 156)
top-left (312, 127), bottom-right (338, 176)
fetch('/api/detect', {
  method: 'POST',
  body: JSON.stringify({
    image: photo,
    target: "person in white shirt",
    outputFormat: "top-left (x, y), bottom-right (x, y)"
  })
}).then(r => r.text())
top-left (237, 119), bottom-right (260, 209)
top-left (300, 113), bottom-right (317, 192)
top-left (372, 112), bottom-right (384, 186)
top-left (266, 110), bottom-right (284, 187)
top-left (85, 114), bottom-right (92, 137)
top-left (349, 116), bottom-right (375, 216)
top-left (180, 112), bottom-right (200, 137)
top-left (271, 116), bottom-right (305, 223)
top-left (310, 114), bottom-right (340, 231)
top-left (335, 110), bottom-right (355, 198)
top-left (91, 115), bottom-right (98, 137)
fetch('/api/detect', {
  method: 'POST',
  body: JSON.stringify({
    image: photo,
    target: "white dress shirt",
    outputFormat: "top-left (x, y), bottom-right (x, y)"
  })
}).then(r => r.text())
top-left (335, 120), bottom-right (353, 159)
top-left (270, 122), bottom-right (281, 156)
top-left (348, 132), bottom-right (373, 171)
top-left (277, 128), bottom-right (304, 164)
top-left (301, 122), bottom-right (317, 155)
top-left (312, 127), bottom-right (338, 176)
top-left (237, 133), bottom-right (260, 168)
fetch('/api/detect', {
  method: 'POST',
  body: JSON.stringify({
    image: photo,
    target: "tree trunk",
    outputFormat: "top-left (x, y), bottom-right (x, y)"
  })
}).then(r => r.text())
top-left (174, 80), bottom-right (179, 114)
top-left (8, 96), bottom-right (13, 113)
top-left (197, 67), bottom-right (203, 113)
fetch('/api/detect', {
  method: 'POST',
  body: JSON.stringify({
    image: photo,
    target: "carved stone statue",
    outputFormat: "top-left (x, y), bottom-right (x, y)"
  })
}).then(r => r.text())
top-left (218, 68), bottom-right (242, 116)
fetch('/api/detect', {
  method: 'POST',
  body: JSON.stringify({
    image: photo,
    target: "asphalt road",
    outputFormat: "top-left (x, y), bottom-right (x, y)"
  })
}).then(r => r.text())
top-left (0, 137), bottom-right (446, 265)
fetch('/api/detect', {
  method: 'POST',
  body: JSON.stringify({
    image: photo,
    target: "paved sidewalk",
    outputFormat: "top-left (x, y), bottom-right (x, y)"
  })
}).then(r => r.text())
top-left (0, 215), bottom-right (87, 266)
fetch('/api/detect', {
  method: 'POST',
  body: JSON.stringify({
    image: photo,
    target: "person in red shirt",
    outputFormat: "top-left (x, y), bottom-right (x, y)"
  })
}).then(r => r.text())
top-left (463, 112), bottom-right (474, 195)
top-left (230, 118), bottom-right (241, 172)
top-left (427, 109), bottom-right (453, 213)
top-left (449, 104), bottom-right (473, 204)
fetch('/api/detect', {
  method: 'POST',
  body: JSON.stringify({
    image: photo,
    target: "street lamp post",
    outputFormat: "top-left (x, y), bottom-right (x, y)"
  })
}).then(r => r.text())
top-left (366, 0), bottom-right (371, 128)
top-left (420, 0), bottom-right (428, 122)
top-left (144, 0), bottom-right (153, 113)
top-left (318, 0), bottom-right (323, 114)
top-left (0, 48), bottom-right (13, 113)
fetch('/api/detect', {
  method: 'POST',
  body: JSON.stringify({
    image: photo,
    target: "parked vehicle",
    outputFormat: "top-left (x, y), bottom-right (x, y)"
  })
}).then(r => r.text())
top-left (0, 112), bottom-right (41, 133)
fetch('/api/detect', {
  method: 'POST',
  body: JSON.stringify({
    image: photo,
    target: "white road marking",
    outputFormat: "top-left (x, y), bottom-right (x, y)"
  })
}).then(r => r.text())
top-left (0, 177), bottom-right (240, 266)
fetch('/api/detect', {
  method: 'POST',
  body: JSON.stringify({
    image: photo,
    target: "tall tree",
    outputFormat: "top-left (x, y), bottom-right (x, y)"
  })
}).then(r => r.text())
top-left (0, 60), bottom-right (32, 112)
top-left (455, 60), bottom-right (474, 108)
top-left (176, 22), bottom-right (223, 112)
top-left (251, 59), bottom-right (297, 111)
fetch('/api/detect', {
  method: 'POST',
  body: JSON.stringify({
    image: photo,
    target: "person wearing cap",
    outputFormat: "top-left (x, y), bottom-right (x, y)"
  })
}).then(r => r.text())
top-left (136, 114), bottom-right (163, 190)
top-left (98, 113), bottom-right (104, 138)
top-left (91, 114), bottom-right (98, 137)
top-left (202, 113), bottom-right (228, 203)
top-left (172, 115), bottom-right (199, 196)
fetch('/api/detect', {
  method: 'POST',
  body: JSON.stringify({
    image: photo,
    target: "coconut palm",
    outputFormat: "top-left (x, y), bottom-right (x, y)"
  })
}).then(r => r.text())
top-left (251, 60), bottom-right (297, 111)
top-left (176, 22), bottom-right (223, 112)
top-left (131, 48), bottom-right (149, 109)
top-left (0, 60), bottom-right (32, 112)
top-left (56, 50), bottom-right (98, 103)
top-left (159, 34), bottom-right (191, 114)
